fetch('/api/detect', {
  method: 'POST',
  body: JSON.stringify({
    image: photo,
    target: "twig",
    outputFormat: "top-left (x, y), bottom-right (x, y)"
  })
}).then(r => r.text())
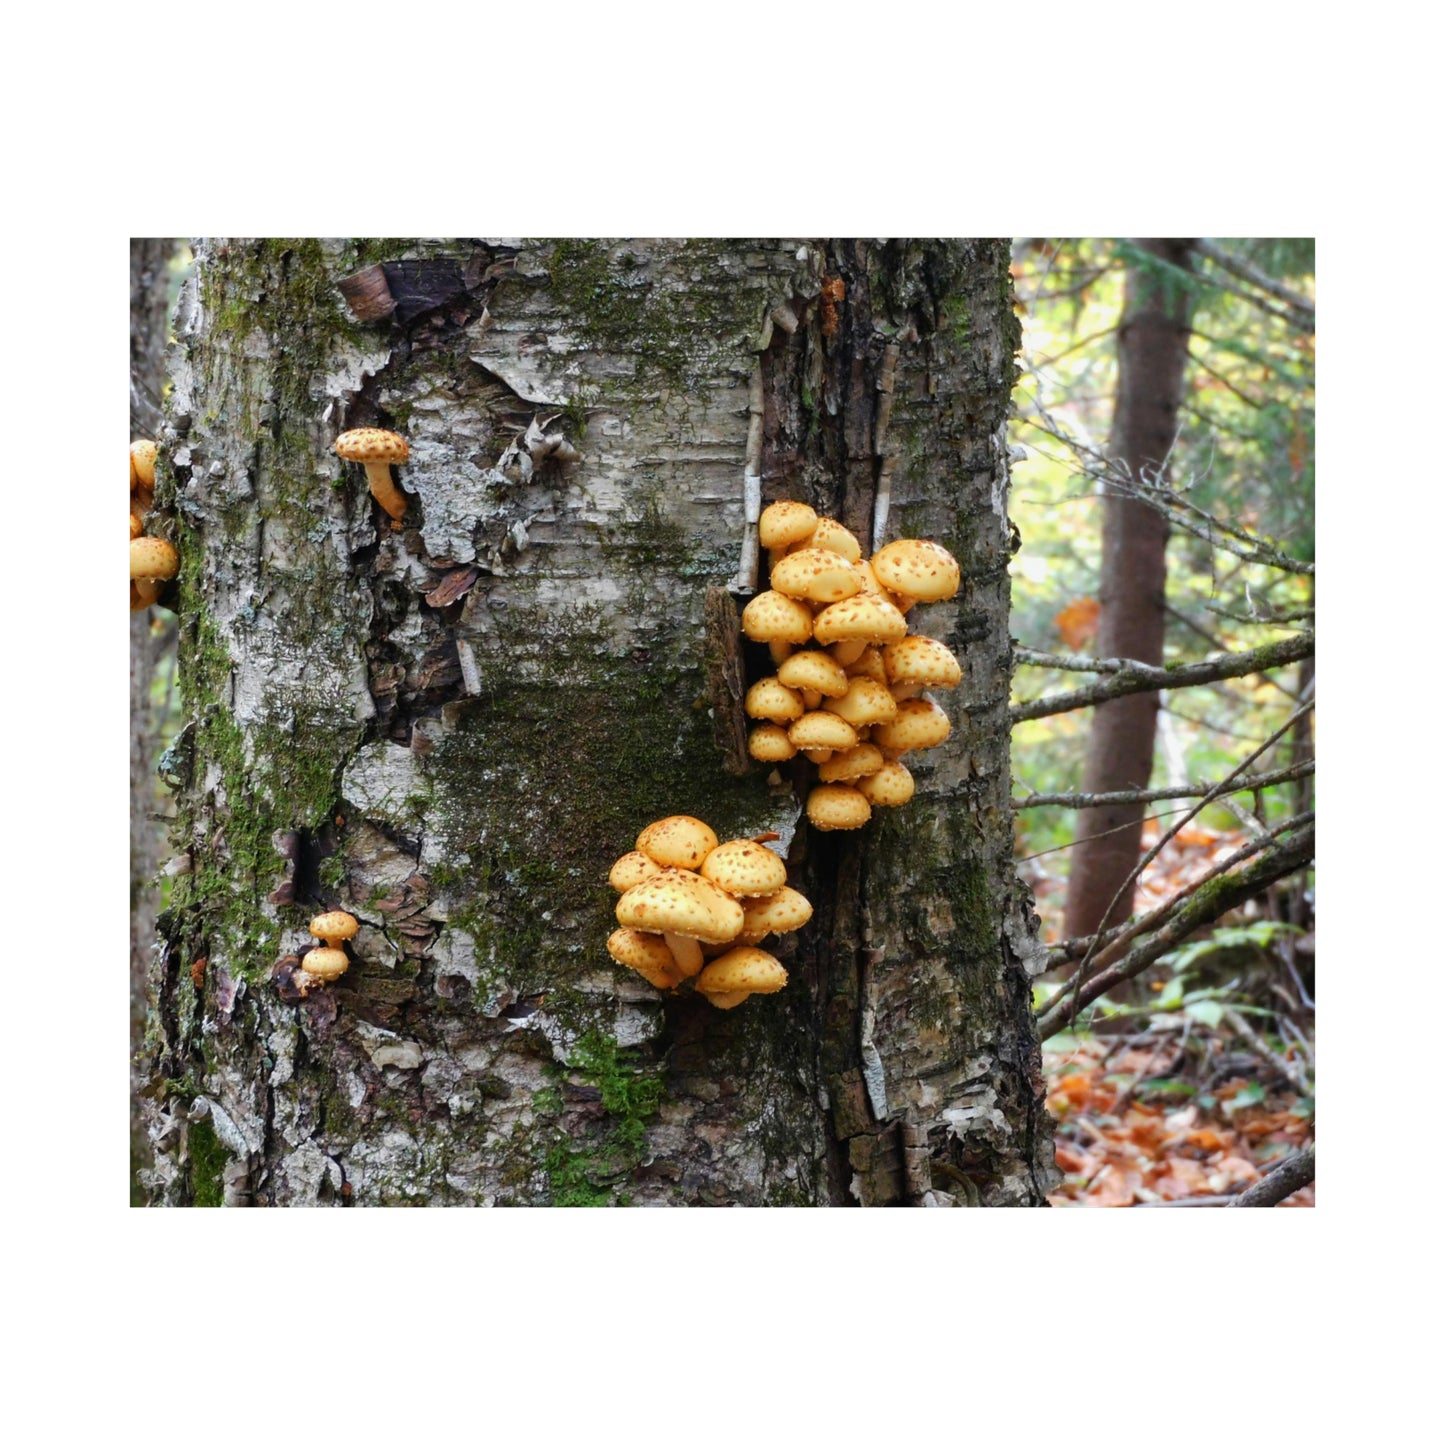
top-left (1014, 762), bottom-right (1313, 811)
top-left (1195, 240), bottom-right (1315, 324)
top-left (1221, 1007), bottom-right (1310, 1094)
top-left (1010, 634), bottom-right (1313, 724)
top-left (1226, 1145), bottom-right (1315, 1207)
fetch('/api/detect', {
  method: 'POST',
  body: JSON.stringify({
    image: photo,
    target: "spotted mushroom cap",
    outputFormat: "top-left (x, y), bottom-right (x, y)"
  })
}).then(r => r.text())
top-left (700, 838), bottom-right (788, 898)
top-left (856, 761), bottom-right (915, 807)
top-left (301, 947), bottom-right (350, 982)
top-left (813, 593), bottom-right (908, 648)
top-left (806, 784), bottom-right (872, 831)
top-left (309, 910), bottom-right (359, 944)
top-left (789, 711), bottom-right (858, 752)
top-left (747, 723), bottom-right (798, 763)
top-left (741, 590), bottom-right (815, 646)
top-left (609, 850), bottom-right (663, 892)
top-left (872, 697), bottom-right (952, 752)
top-left (615, 867), bottom-right (744, 944)
top-left (817, 743), bottom-right (885, 783)
top-left (635, 815), bottom-right (719, 870)
top-left (739, 886), bottom-right (814, 943)
top-left (883, 635), bottom-right (962, 690)
top-left (758, 501), bottom-right (819, 551)
top-left (870, 538), bottom-right (960, 602)
top-left (696, 946), bottom-right (788, 1000)
top-left (607, 928), bottom-right (681, 989)
top-left (130, 439), bottom-right (157, 489)
top-left (802, 516), bottom-right (862, 563)
top-left (770, 548), bottom-right (864, 605)
top-left (745, 677), bottom-right (805, 725)
top-left (823, 677), bottom-right (898, 729)
top-left (777, 650), bottom-right (848, 698)
top-left (334, 427), bottom-right (409, 464)
top-left (130, 536), bottom-right (179, 582)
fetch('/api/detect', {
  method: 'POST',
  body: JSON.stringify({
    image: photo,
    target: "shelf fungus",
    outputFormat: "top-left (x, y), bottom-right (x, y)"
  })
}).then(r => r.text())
top-left (606, 816), bottom-right (808, 1009)
top-left (334, 427), bottom-right (410, 524)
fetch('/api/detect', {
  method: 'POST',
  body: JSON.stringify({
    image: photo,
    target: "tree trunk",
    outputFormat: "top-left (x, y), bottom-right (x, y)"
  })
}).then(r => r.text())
top-left (137, 237), bottom-right (1057, 1207)
top-left (130, 236), bottom-right (177, 1203)
top-left (1064, 239), bottom-right (1197, 942)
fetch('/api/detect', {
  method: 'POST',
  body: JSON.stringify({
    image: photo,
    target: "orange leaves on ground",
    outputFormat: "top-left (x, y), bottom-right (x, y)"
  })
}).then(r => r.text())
top-left (1054, 596), bottom-right (1100, 650)
top-left (1047, 1038), bottom-right (1313, 1208)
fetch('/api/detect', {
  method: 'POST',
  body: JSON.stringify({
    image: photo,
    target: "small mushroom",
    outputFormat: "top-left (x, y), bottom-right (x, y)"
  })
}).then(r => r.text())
top-left (738, 886), bottom-right (814, 945)
top-left (741, 589), bottom-right (814, 667)
top-left (883, 635), bottom-right (962, 700)
top-left (334, 427), bottom-right (410, 523)
top-left (777, 649), bottom-right (849, 700)
top-left (823, 677), bottom-right (899, 731)
top-left (607, 927), bottom-right (683, 990)
top-left (870, 538), bottom-right (961, 608)
top-left (745, 677), bottom-right (806, 726)
top-left (856, 760), bottom-right (915, 807)
top-left (309, 910), bottom-right (359, 948)
top-left (695, 946), bottom-right (789, 1009)
top-left (747, 723), bottom-right (798, 763)
top-left (872, 696), bottom-right (952, 754)
top-left (700, 838), bottom-right (788, 898)
top-left (635, 815), bottom-right (719, 870)
top-left (130, 439), bottom-right (157, 490)
top-left (758, 501), bottom-right (819, 573)
top-left (770, 548), bottom-right (864, 606)
top-left (806, 783), bottom-right (872, 831)
top-left (788, 711), bottom-right (858, 756)
top-left (795, 516), bottom-right (862, 563)
top-left (813, 593), bottom-right (908, 666)
top-left (609, 850), bottom-right (663, 892)
top-left (130, 536), bottom-right (179, 610)
top-left (300, 947), bottom-right (350, 985)
top-left (817, 743), bottom-right (885, 784)
top-left (615, 867), bottom-right (744, 977)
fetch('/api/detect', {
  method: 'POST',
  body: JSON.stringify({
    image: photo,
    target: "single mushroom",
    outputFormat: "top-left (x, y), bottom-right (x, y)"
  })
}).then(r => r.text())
top-left (882, 634), bottom-right (962, 701)
top-left (777, 649), bottom-right (849, 701)
top-left (788, 710), bottom-right (859, 761)
top-left (609, 850), bottom-right (664, 892)
top-left (741, 589), bottom-right (815, 667)
top-left (813, 592), bottom-right (908, 666)
top-left (769, 547), bottom-right (864, 607)
top-left (334, 427), bottom-right (411, 523)
top-left (130, 536), bottom-right (179, 610)
top-left (745, 677), bottom-right (806, 726)
top-left (635, 815), bottom-right (719, 870)
top-left (309, 910), bottom-right (360, 948)
top-left (695, 946), bottom-right (789, 1009)
top-left (794, 515), bottom-right (862, 563)
top-left (758, 500), bottom-right (819, 573)
top-left (817, 743), bottom-right (885, 784)
top-left (870, 538), bottom-right (961, 610)
top-left (130, 439), bottom-right (157, 490)
top-left (615, 867), bottom-right (744, 977)
top-left (822, 676), bottom-right (899, 731)
top-left (872, 696), bottom-right (952, 755)
top-left (738, 886), bottom-right (814, 946)
top-left (700, 838), bottom-right (788, 898)
top-left (856, 760), bottom-right (915, 807)
top-left (747, 722), bottom-right (798, 763)
top-left (806, 783), bottom-right (872, 831)
top-left (607, 927), bottom-right (684, 990)
top-left (300, 946), bottom-right (350, 986)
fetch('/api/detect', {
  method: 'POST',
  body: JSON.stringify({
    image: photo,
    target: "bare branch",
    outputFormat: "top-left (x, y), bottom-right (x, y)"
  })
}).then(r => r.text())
top-left (1010, 633), bottom-right (1313, 723)
top-left (1196, 240), bottom-right (1315, 325)
top-left (1014, 761), bottom-right (1314, 811)
top-left (1227, 1146), bottom-right (1315, 1207)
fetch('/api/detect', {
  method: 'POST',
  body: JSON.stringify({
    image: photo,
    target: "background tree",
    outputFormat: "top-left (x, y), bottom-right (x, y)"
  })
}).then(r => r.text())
top-left (136, 237), bottom-right (1057, 1207)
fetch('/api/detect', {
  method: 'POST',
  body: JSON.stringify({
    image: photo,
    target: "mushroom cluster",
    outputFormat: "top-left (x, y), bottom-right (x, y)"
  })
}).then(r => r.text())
top-left (607, 815), bottom-right (812, 1009)
top-left (740, 502), bottom-right (963, 831)
top-left (129, 438), bottom-right (178, 612)
top-left (298, 911), bottom-right (359, 994)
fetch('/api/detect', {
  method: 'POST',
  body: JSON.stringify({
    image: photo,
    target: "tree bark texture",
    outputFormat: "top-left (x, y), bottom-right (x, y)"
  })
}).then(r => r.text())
top-left (1065, 239), bottom-right (1197, 941)
top-left (137, 238), bottom-right (1057, 1207)
top-left (130, 237), bottom-right (178, 1202)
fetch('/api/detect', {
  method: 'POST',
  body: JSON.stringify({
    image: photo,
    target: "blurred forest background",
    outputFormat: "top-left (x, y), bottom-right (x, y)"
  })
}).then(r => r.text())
top-left (130, 237), bottom-right (1315, 1206)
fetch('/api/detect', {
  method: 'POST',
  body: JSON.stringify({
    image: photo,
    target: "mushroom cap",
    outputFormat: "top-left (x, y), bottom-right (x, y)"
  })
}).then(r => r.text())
top-left (301, 946), bottom-right (349, 982)
top-left (769, 548), bottom-right (864, 604)
top-left (813, 593), bottom-right (908, 647)
top-left (872, 696), bottom-right (952, 752)
top-left (334, 427), bottom-right (409, 464)
top-left (806, 783), bottom-right (872, 831)
top-left (870, 538), bottom-right (960, 602)
top-left (741, 590), bottom-right (814, 646)
top-left (309, 910), bottom-right (359, 943)
top-left (739, 886), bottom-right (814, 942)
top-left (129, 536), bottom-right (179, 582)
top-left (856, 761), bottom-right (915, 807)
top-left (616, 867), bottom-right (744, 944)
top-left (607, 928), bottom-right (681, 989)
top-left (700, 838), bottom-right (788, 898)
top-left (823, 677), bottom-right (898, 729)
top-left (758, 500), bottom-right (819, 551)
top-left (696, 946), bottom-right (788, 999)
top-left (747, 723), bottom-right (798, 762)
top-left (609, 850), bottom-right (663, 892)
top-left (635, 815), bottom-right (719, 870)
top-left (883, 635), bottom-right (962, 689)
top-left (130, 439), bottom-right (157, 489)
top-left (802, 516), bottom-right (862, 563)
top-left (789, 711), bottom-right (858, 752)
top-left (777, 649), bottom-right (848, 698)
top-left (745, 677), bottom-right (805, 725)
top-left (817, 743), bottom-right (885, 783)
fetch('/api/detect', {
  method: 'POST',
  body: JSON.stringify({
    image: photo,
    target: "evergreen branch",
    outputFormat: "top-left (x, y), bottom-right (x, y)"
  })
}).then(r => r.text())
top-left (1196, 239), bottom-right (1316, 325)
top-left (1013, 761), bottom-right (1313, 810)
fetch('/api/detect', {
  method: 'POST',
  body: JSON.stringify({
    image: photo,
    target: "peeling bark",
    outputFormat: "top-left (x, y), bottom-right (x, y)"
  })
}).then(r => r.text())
top-left (137, 238), bottom-right (1057, 1207)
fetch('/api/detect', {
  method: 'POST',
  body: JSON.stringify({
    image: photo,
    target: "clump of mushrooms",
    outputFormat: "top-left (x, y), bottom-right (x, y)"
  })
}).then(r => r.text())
top-left (737, 502), bottom-right (965, 831)
top-left (129, 438), bottom-right (179, 613)
top-left (606, 815), bottom-right (812, 1009)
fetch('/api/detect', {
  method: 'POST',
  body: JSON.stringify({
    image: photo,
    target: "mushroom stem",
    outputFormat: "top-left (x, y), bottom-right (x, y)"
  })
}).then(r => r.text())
top-left (702, 990), bottom-right (750, 1010)
top-left (663, 933), bottom-right (705, 978)
top-left (830, 640), bottom-right (868, 666)
top-left (890, 682), bottom-right (924, 701)
top-left (363, 460), bottom-right (409, 521)
top-left (768, 639), bottom-right (793, 667)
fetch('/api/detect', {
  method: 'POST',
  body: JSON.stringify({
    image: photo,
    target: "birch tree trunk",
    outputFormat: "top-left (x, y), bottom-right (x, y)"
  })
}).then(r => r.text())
top-left (137, 238), bottom-right (1057, 1207)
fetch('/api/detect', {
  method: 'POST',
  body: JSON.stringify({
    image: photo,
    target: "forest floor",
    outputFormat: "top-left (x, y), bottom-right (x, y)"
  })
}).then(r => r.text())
top-left (1028, 821), bottom-right (1315, 1207)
